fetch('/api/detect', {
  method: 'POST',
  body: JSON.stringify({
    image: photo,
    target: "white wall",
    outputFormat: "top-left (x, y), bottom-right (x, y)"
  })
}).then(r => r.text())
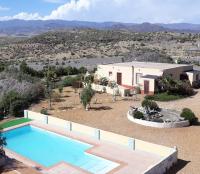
top-left (127, 112), bottom-right (190, 128)
top-left (134, 67), bottom-right (162, 86)
top-left (97, 65), bottom-right (163, 89)
top-left (97, 65), bottom-right (133, 86)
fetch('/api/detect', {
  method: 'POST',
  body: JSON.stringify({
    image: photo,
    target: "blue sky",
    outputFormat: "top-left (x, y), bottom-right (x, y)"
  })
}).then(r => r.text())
top-left (0, 0), bottom-right (200, 23)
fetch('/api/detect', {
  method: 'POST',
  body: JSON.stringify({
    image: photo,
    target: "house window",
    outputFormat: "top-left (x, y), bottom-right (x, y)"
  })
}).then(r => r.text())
top-left (136, 73), bottom-right (142, 84)
top-left (109, 71), bottom-right (112, 76)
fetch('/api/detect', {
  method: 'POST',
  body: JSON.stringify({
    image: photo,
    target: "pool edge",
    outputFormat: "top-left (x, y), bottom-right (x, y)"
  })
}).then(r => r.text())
top-left (3, 122), bottom-right (126, 174)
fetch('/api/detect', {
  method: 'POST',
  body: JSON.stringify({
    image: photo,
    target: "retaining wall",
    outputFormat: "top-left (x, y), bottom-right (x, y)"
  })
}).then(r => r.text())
top-left (127, 111), bottom-right (190, 128)
top-left (91, 84), bottom-right (130, 97)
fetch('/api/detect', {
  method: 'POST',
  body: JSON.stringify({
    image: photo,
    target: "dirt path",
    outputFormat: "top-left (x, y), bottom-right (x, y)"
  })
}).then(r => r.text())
top-left (30, 87), bottom-right (200, 174)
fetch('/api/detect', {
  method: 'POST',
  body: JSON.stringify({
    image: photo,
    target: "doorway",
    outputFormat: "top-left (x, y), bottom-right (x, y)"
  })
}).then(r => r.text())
top-left (144, 80), bottom-right (150, 94)
top-left (117, 73), bottom-right (122, 85)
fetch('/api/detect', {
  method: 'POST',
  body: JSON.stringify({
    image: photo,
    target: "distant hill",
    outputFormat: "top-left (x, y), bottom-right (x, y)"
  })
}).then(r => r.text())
top-left (1, 20), bottom-right (200, 36)
top-left (159, 23), bottom-right (200, 32)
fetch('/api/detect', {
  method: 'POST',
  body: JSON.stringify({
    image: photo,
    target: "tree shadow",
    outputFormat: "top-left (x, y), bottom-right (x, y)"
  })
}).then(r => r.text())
top-left (64, 90), bottom-right (73, 93)
top-left (52, 99), bottom-right (66, 103)
top-left (90, 106), bottom-right (112, 111)
top-left (166, 159), bottom-right (190, 174)
top-left (58, 106), bottom-right (74, 110)
top-left (193, 121), bottom-right (200, 126)
top-left (0, 157), bottom-right (26, 173)
top-left (62, 95), bottom-right (70, 98)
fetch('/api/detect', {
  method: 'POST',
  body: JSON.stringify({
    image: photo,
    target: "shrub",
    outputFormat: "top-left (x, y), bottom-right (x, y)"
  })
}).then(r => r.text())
top-left (99, 77), bottom-right (108, 86)
top-left (63, 75), bottom-right (82, 87)
top-left (80, 85), bottom-right (95, 110)
top-left (180, 108), bottom-right (198, 125)
top-left (58, 85), bottom-right (63, 94)
top-left (142, 99), bottom-right (160, 112)
top-left (135, 86), bottom-right (141, 94)
top-left (9, 99), bottom-right (28, 117)
top-left (108, 81), bottom-right (117, 89)
top-left (134, 111), bottom-right (144, 119)
top-left (40, 108), bottom-right (49, 115)
top-left (156, 76), bottom-right (194, 96)
top-left (192, 81), bottom-right (200, 89)
top-left (78, 67), bottom-right (87, 74)
top-left (0, 128), bottom-right (6, 157)
top-left (84, 74), bottom-right (94, 85)
top-left (0, 70), bottom-right (45, 118)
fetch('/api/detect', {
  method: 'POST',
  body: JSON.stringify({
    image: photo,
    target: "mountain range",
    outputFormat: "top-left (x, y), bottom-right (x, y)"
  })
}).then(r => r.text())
top-left (1, 20), bottom-right (200, 36)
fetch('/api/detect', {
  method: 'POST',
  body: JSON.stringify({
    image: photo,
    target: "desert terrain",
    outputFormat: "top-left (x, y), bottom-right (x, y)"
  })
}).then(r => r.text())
top-left (1, 30), bottom-right (200, 70)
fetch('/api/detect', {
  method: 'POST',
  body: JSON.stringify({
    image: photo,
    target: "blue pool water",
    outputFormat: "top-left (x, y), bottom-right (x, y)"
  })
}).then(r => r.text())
top-left (3, 126), bottom-right (119, 174)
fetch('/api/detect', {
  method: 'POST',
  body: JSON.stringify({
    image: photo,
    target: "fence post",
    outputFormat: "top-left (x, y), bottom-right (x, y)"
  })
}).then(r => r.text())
top-left (128, 138), bottom-right (135, 150)
top-left (66, 121), bottom-right (72, 131)
top-left (94, 129), bottom-right (101, 140)
top-left (44, 115), bottom-right (48, 124)
top-left (24, 110), bottom-right (28, 118)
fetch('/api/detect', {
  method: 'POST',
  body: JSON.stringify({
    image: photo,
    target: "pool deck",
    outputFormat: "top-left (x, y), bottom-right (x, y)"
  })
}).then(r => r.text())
top-left (4, 121), bottom-right (162, 174)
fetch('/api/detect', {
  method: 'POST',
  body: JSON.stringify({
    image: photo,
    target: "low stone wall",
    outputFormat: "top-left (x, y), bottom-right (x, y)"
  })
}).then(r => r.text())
top-left (127, 111), bottom-right (190, 128)
top-left (24, 110), bottom-right (178, 174)
top-left (91, 84), bottom-right (130, 97)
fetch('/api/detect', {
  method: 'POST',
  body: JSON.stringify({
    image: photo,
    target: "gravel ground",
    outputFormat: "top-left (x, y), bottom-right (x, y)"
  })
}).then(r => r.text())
top-left (30, 87), bottom-right (200, 174)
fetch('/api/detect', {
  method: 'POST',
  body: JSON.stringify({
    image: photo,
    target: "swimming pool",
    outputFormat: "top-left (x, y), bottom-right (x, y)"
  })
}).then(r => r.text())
top-left (3, 125), bottom-right (119, 174)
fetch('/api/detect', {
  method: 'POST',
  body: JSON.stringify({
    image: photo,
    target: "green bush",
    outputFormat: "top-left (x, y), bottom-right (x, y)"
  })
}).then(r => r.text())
top-left (78, 67), bottom-right (87, 74)
top-left (40, 108), bottom-right (49, 115)
top-left (63, 75), bottom-right (82, 87)
top-left (180, 108), bottom-right (198, 125)
top-left (145, 92), bottom-right (184, 101)
top-left (134, 111), bottom-right (144, 119)
top-left (9, 99), bottom-right (28, 117)
top-left (156, 76), bottom-right (194, 96)
top-left (80, 85), bottom-right (95, 110)
top-left (99, 77), bottom-right (108, 86)
top-left (142, 99), bottom-right (160, 111)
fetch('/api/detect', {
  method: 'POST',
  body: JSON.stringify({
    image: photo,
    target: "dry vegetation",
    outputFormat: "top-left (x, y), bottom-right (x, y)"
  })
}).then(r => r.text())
top-left (1, 30), bottom-right (200, 66)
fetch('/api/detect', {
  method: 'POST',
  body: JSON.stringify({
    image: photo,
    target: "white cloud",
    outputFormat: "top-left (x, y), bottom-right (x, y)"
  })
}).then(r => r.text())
top-left (43, 0), bottom-right (91, 20)
top-left (0, 6), bottom-right (9, 11)
top-left (0, 12), bottom-right (42, 21)
top-left (1, 0), bottom-right (200, 23)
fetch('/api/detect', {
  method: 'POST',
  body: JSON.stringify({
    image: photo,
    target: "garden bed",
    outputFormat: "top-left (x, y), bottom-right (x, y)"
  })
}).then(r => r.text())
top-left (127, 110), bottom-right (190, 128)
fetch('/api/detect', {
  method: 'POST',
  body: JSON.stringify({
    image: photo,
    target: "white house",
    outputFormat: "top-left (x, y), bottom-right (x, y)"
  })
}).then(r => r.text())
top-left (95, 61), bottom-right (200, 95)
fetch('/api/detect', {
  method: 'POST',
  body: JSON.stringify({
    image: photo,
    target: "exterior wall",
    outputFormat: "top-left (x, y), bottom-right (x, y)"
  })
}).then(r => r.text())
top-left (96, 63), bottom-right (195, 95)
top-left (186, 71), bottom-right (200, 84)
top-left (97, 65), bottom-right (133, 87)
top-left (133, 67), bottom-right (162, 86)
top-left (144, 150), bottom-right (178, 174)
top-left (163, 66), bottom-right (193, 81)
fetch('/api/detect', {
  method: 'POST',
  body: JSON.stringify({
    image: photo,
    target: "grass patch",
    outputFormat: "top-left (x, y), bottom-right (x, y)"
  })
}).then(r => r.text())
top-left (145, 92), bottom-right (185, 101)
top-left (0, 118), bottom-right (32, 129)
